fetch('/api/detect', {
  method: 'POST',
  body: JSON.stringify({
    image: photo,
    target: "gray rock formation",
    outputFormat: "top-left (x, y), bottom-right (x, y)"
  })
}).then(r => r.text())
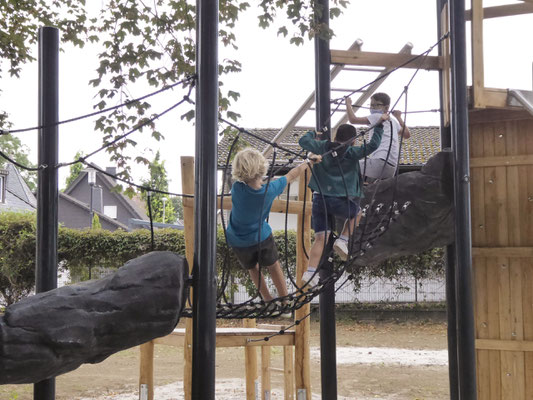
top-left (349, 150), bottom-right (454, 266)
top-left (0, 251), bottom-right (188, 384)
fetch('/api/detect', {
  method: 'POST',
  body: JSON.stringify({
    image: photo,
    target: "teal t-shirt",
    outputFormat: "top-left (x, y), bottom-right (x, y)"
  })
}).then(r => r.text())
top-left (226, 176), bottom-right (287, 248)
top-left (298, 127), bottom-right (383, 198)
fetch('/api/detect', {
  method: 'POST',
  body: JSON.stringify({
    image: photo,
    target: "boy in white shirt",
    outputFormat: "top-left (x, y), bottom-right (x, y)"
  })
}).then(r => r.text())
top-left (345, 93), bottom-right (410, 182)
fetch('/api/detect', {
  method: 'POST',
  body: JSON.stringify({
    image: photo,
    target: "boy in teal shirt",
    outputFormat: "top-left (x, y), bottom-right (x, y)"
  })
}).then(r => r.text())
top-left (226, 148), bottom-right (321, 302)
top-left (298, 117), bottom-right (388, 285)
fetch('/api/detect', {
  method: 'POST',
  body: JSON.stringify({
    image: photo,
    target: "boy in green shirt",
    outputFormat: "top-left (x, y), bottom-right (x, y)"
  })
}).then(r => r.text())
top-left (298, 117), bottom-right (388, 285)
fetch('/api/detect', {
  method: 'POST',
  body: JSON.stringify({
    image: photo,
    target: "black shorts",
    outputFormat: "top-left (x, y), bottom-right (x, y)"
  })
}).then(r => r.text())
top-left (232, 234), bottom-right (279, 270)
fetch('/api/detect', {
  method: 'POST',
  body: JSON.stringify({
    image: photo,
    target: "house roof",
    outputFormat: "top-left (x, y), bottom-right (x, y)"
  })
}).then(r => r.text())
top-left (0, 163), bottom-right (37, 212)
top-left (59, 192), bottom-right (130, 230)
top-left (64, 163), bottom-right (149, 221)
top-left (217, 126), bottom-right (441, 168)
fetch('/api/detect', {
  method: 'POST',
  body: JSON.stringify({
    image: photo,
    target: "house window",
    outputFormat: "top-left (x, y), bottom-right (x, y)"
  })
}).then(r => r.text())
top-left (104, 205), bottom-right (118, 219)
top-left (0, 175), bottom-right (5, 203)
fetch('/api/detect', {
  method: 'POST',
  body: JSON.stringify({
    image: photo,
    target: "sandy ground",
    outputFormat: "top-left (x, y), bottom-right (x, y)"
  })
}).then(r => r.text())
top-left (1, 320), bottom-right (450, 400)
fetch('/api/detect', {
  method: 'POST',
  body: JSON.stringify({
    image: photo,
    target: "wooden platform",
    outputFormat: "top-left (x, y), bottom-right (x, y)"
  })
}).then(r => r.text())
top-left (140, 324), bottom-right (297, 400)
top-left (154, 327), bottom-right (295, 348)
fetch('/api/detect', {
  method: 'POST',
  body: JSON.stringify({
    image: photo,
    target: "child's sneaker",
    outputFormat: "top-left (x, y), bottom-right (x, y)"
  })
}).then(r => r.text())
top-left (333, 238), bottom-right (349, 261)
top-left (302, 269), bottom-right (319, 287)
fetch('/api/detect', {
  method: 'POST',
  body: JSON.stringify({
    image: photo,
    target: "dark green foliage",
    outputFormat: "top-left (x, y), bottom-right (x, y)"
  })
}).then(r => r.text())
top-left (0, 212), bottom-right (36, 306)
top-left (63, 151), bottom-right (85, 190)
top-left (0, 135), bottom-right (37, 191)
top-left (1, 1), bottom-right (349, 184)
top-left (140, 151), bottom-right (174, 223)
top-left (0, 211), bottom-right (445, 307)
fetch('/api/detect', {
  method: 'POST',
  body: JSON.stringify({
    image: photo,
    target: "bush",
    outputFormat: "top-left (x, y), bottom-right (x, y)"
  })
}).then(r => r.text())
top-left (0, 211), bottom-right (445, 306)
top-left (0, 212), bottom-right (36, 306)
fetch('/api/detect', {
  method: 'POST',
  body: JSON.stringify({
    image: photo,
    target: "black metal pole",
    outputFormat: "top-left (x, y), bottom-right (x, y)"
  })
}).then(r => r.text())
top-left (315, 1), bottom-right (337, 399)
top-left (191, 0), bottom-right (218, 399)
top-left (35, 26), bottom-right (59, 400)
top-left (449, 0), bottom-right (477, 398)
top-left (445, 244), bottom-right (460, 400)
top-left (436, 2), bottom-right (459, 399)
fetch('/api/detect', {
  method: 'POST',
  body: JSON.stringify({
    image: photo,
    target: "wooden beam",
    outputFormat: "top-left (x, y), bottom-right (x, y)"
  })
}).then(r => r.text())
top-left (244, 319), bottom-right (258, 400)
top-left (261, 347), bottom-right (271, 400)
top-left (466, 3), bottom-right (533, 20)
top-left (294, 173), bottom-right (312, 399)
top-left (180, 156), bottom-right (195, 400)
top-left (183, 196), bottom-right (313, 216)
top-left (476, 339), bottom-right (533, 352)
top-left (440, 5), bottom-right (451, 127)
top-left (139, 342), bottom-right (155, 400)
top-left (154, 328), bottom-right (296, 348)
top-left (469, 107), bottom-right (533, 123)
top-left (472, 247), bottom-right (533, 258)
top-left (468, 87), bottom-right (511, 109)
top-left (330, 49), bottom-right (443, 70)
top-left (284, 346), bottom-right (295, 400)
top-left (470, 155), bottom-right (533, 168)
top-left (471, 0), bottom-right (485, 108)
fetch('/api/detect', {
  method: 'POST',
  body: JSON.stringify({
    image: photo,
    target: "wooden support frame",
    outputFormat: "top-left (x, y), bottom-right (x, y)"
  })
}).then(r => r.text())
top-left (330, 49), bottom-right (443, 70)
top-left (181, 156), bottom-right (195, 400)
top-left (294, 173), bottom-right (312, 399)
top-left (138, 156), bottom-right (311, 400)
top-left (465, 3), bottom-right (533, 20)
top-left (440, 3), bottom-right (451, 127)
top-left (471, 0), bottom-right (485, 109)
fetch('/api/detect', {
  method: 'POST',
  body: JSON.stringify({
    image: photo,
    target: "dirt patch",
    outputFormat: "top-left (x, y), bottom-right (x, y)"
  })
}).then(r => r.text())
top-left (1, 320), bottom-right (450, 400)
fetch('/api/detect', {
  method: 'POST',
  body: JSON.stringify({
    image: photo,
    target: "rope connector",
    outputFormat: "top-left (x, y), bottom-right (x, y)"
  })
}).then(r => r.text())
top-left (331, 151), bottom-right (338, 158)
top-left (0, 129), bottom-right (9, 135)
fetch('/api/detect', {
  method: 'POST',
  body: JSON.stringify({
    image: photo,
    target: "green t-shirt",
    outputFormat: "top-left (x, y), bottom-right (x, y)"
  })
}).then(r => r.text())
top-left (298, 127), bottom-right (383, 198)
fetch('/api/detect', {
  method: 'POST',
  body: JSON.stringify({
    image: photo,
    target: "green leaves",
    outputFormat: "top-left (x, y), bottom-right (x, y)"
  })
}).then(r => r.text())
top-left (0, 0), bottom-right (350, 191)
top-left (0, 134), bottom-right (37, 191)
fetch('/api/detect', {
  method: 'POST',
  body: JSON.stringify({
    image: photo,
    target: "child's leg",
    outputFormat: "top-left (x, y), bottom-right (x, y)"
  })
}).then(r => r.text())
top-left (309, 231), bottom-right (328, 269)
top-left (266, 261), bottom-right (288, 298)
top-left (356, 211), bottom-right (362, 227)
top-left (340, 217), bottom-right (356, 239)
top-left (248, 264), bottom-right (273, 301)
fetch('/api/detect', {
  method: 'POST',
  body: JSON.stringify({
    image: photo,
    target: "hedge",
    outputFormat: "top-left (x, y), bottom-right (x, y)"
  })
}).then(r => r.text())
top-left (0, 212), bottom-right (444, 306)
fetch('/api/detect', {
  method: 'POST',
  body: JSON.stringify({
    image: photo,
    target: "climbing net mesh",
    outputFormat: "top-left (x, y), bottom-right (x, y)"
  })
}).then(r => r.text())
top-left (0, 34), bottom-right (448, 335)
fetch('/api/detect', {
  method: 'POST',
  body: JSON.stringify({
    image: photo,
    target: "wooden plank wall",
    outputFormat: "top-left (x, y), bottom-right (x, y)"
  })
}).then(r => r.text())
top-left (470, 111), bottom-right (533, 399)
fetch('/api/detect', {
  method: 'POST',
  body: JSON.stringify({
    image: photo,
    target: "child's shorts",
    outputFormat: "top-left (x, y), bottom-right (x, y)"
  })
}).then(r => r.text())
top-left (232, 234), bottom-right (279, 270)
top-left (311, 193), bottom-right (360, 233)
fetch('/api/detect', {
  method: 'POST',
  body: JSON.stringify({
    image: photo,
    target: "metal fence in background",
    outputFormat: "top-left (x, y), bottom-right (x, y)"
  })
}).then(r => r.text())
top-left (233, 273), bottom-right (446, 304)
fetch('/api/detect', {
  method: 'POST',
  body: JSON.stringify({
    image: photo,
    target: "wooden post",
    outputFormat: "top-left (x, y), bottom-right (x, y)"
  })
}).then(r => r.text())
top-left (294, 173), bottom-right (312, 399)
top-left (471, 0), bottom-right (485, 108)
top-left (244, 318), bottom-right (258, 400)
top-left (181, 156), bottom-right (195, 400)
top-left (283, 346), bottom-right (295, 400)
top-left (261, 346), bottom-right (271, 400)
top-left (139, 341), bottom-right (154, 400)
top-left (439, 3), bottom-right (451, 128)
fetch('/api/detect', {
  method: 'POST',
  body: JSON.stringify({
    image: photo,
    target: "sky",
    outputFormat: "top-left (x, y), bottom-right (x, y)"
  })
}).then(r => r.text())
top-left (1, 0), bottom-right (532, 194)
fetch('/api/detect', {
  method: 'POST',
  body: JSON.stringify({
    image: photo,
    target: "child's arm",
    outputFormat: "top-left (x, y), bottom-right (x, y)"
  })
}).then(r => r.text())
top-left (349, 114), bottom-right (389, 159)
top-left (346, 97), bottom-right (370, 125)
top-left (284, 155), bottom-right (322, 184)
top-left (392, 110), bottom-right (411, 139)
top-left (298, 130), bottom-right (327, 154)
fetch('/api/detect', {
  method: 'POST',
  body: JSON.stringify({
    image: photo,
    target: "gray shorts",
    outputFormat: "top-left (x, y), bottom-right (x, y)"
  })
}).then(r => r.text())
top-left (359, 158), bottom-right (397, 180)
top-left (231, 234), bottom-right (279, 270)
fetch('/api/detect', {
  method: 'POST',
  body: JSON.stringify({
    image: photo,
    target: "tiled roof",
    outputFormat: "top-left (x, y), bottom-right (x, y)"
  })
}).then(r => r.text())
top-left (218, 126), bottom-right (441, 168)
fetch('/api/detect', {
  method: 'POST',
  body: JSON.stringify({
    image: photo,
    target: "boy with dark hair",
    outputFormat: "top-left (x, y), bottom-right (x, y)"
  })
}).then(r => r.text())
top-left (346, 92), bottom-right (410, 181)
top-left (298, 117), bottom-right (388, 285)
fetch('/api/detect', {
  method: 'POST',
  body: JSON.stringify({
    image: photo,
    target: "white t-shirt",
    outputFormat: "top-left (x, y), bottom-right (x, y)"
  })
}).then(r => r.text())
top-left (365, 113), bottom-right (402, 166)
